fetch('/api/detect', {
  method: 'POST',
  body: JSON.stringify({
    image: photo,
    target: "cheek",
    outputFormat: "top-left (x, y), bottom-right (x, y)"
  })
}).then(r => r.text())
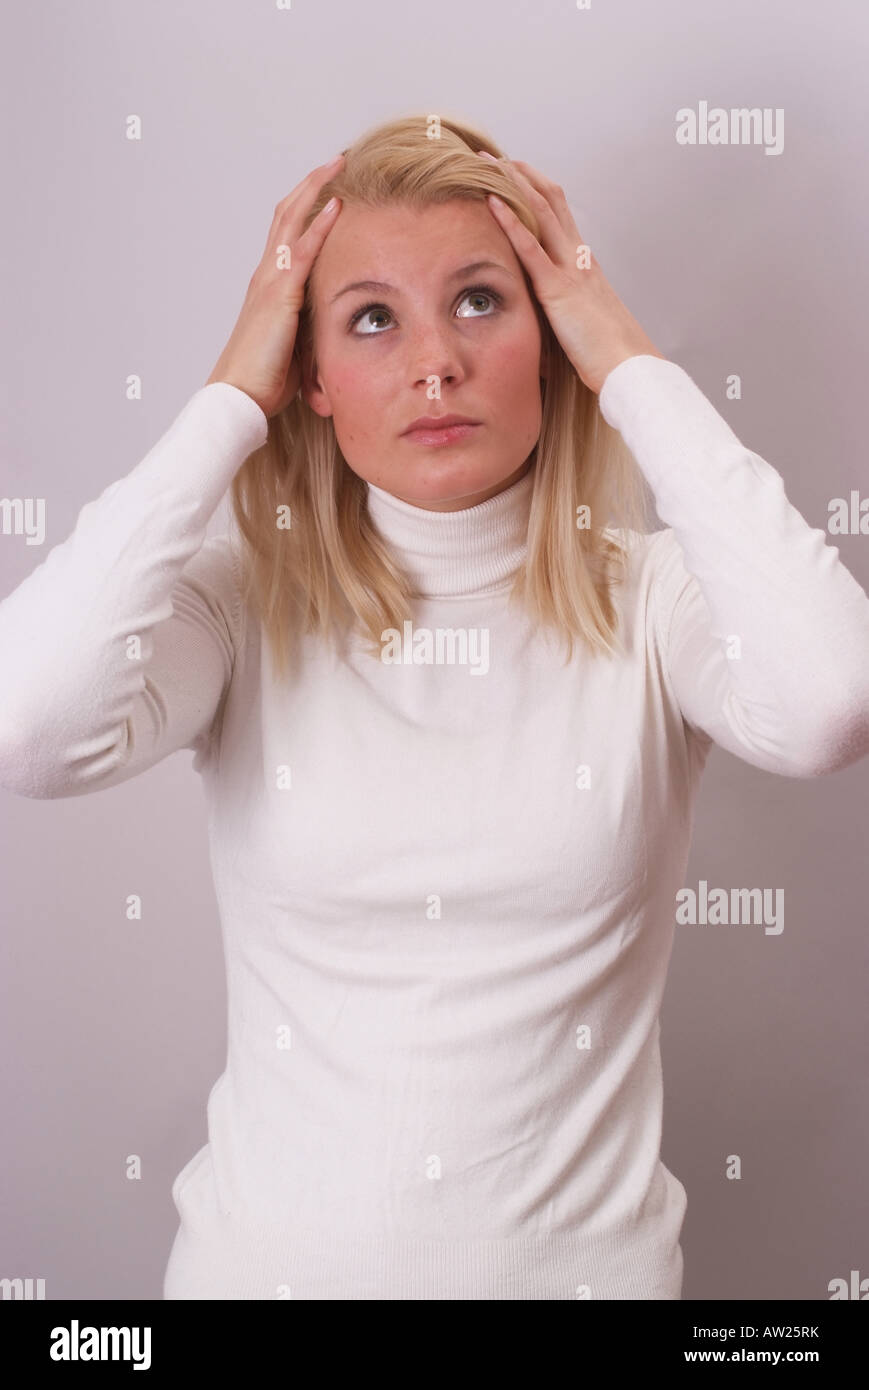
top-left (327, 360), bottom-right (382, 429)
top-left (486, 336), bottom-right (542, 409)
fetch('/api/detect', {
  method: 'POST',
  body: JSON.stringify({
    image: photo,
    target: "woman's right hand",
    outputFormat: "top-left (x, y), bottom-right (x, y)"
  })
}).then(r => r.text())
top-left (205, 154), bottom-right (345, 419)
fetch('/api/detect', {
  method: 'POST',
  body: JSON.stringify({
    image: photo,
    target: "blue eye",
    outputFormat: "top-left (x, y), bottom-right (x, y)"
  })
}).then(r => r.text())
top-left (348, 284), bottom-right (503, 335)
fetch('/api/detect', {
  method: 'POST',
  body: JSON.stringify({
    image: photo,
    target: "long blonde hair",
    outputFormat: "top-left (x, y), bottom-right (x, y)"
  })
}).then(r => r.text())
top-left (230, 113), bottom-right (655, 677)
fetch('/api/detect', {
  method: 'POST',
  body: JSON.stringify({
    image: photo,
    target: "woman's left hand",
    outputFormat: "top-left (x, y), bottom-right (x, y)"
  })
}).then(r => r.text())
top-left (478, 152), bottom-right (665, 397)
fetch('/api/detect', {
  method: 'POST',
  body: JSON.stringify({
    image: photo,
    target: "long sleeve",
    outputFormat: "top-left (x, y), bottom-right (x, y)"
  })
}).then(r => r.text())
top-left (598, 354), bottom-right (869, 777)
top-left (0, 383), bottom-right (268, 798)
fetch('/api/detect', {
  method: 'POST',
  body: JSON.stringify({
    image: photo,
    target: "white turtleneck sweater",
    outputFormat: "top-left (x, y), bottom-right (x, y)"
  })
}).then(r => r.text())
top-left (2, 356), bottom-right (868, 1301)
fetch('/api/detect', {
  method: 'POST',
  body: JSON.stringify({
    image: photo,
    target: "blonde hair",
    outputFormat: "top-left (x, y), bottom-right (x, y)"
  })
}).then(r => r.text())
top-left (230, 113), bottom-right (655, 678)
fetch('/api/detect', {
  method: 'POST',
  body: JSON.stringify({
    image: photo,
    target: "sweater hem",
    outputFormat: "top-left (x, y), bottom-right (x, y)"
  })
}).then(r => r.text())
top-left (163, 1219), bottom-right (684, 1300)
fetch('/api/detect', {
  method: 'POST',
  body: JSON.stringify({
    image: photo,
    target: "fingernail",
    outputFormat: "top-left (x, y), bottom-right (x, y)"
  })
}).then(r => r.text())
top-left (477, 150), bottom-right (498, 160)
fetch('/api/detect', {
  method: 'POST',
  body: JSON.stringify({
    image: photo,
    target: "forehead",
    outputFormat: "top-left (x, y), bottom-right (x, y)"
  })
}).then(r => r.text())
top-left (310, 199), bottom-right (513, 299)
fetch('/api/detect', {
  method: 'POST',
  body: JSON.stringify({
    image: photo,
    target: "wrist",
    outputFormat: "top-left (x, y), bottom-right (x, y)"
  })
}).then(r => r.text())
top-left (595, 345), bottom-right (666, 396)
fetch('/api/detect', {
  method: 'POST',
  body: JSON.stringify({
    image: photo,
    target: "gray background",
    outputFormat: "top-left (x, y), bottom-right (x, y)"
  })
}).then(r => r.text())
top-left (1, 0), bottom-right (867, 1300)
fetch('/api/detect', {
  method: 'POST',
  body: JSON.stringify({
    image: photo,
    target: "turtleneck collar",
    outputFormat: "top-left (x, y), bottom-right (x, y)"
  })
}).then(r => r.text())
top-left (364, 466), bottom-right (534, 600)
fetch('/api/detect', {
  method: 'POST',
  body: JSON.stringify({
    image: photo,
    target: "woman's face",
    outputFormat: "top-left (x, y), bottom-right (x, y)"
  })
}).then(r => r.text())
top-left (302, 199), bottom-right (547, 511)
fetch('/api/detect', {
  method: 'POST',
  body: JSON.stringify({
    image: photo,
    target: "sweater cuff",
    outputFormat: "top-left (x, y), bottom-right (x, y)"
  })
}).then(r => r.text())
top-left (175, 382), bottom-right (270, 458)
top-left (596, 354), bottom-right (743, 482)
top-left (598, 355), bottom-right (691, 428)
top-left (125, 381), bottom-right (271, 525)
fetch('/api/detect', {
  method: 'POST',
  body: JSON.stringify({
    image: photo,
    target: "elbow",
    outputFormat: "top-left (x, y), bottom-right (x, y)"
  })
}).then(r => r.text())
top-left (0, 725), bottom-right (56, 798)
top-left (796, 698), bottom-right (869, 777)
top-left (0, 704), bottom-right (139, 798)
top-left (0, 707), bottom-right (78, 799)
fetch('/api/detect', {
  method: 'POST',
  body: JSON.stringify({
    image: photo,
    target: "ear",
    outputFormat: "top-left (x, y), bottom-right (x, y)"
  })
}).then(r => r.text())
top-left (299, 340), bottom-right (334, 419)
top-left (533, 300), bottom-right (552, 384)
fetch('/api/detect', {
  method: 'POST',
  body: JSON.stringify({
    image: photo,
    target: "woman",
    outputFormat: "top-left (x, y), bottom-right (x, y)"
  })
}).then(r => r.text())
top-left (1, 115), bottom-right (867, 1301)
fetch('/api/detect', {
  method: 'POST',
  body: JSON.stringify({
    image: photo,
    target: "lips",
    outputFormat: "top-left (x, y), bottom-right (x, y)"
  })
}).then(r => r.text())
top-left (401, 415), bottom-right (480, 434)
top-left (401, 420), bottom-right (482, 446)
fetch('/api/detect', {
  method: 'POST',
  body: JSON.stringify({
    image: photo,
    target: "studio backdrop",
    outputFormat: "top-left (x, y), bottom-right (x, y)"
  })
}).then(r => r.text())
top-left (0, 0), bottom-right (867, 1302)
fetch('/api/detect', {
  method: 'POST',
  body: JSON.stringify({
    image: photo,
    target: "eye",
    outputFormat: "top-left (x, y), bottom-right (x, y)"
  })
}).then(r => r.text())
top-left (456, 286), bottom-right (501, 320)
top-left (348, 284), bottom-right (503, 336)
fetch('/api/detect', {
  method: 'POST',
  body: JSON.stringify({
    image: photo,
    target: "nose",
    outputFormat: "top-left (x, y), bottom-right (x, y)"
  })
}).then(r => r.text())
top-left (406, 320), bottom-right (467, 392)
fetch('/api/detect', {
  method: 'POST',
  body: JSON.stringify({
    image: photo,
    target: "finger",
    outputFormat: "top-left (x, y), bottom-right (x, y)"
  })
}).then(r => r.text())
top-left (261, 154), bottom-right (345, 255)
top-left (294, 194), bottom-right (342, 257)
top-left (275, 153), bottom-right (345, 214)
top-left (491, 159), bottom-right (581, 267)
top-left (277, 195), bottom-right (342, 295)
top-left (507, 159), bottom-right (583, 244)
top-left (478, 150), bottom-right (582, 250)
top-left (485, 194), bottom-right (557, 300)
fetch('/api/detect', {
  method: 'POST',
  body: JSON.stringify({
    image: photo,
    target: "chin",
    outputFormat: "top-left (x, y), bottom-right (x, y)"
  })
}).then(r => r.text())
top-left (392, 469), bottom-right (503, 501)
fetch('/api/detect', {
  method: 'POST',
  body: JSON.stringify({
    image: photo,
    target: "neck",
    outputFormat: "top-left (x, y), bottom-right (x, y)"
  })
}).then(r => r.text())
top-left (364, 467), bottom-right (535, 600)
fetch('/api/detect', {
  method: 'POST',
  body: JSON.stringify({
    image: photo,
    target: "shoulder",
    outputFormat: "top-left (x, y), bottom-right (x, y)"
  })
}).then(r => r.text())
top-left (177, 532), bottom-right (245, 639)
top-left (600, 525), bottom-right (696, 633)
top-left (181, 531), bottom-right (240, 586)
top-left (601, 523), bottom-right (677, 582)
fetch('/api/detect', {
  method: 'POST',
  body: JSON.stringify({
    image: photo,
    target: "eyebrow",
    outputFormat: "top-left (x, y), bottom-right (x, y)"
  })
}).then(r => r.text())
top-left (328, 260), bottom-right (517, 305)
